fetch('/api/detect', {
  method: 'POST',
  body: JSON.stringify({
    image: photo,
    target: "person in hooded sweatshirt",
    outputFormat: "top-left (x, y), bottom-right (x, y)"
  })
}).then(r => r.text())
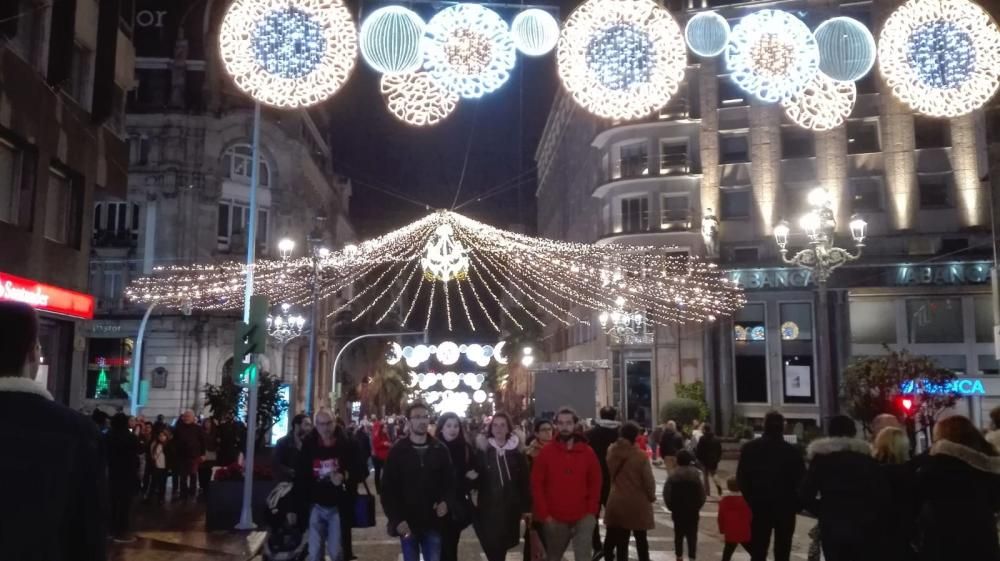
top-left (474, 412), bottom-right (531, 561)
top-left (914, 415), bottom-right (1000, 561)
top-left (663, 450), bottom-right (705, 561)
top-left (603, 421), bottom-right (656, 561)
top-left (436, 412), bottom-right (480, 561)
top-left (799, 414), bottom-right (887, 561)
top-left (584, 406), bottom-right (621, 554)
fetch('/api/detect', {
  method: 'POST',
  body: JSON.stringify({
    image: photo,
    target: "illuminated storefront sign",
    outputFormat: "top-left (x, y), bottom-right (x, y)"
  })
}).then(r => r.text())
top-left (0, 271), bottom-right (94, 320)
top-left (727, 268), bottom-right (813, 290)
top-left (900, 378), bottom-right (986, 396)
top-left (892, 262), bottom-right (991, 286)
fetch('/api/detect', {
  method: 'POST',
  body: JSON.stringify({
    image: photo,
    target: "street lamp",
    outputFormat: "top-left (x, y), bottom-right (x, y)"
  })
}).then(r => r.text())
top-left (278, 238), bottom-right (295, 260)
top-left (266, 303), bottom-right (306, 345)
top-left (598, 295), bottom-right (647, 344)
top-left (772, 187), bottom-right (867, 423)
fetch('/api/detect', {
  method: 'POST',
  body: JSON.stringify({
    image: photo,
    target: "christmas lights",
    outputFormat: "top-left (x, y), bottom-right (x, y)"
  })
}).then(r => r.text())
top-left (423, 4), bottom-right (516, 99)
top-left (727, 10), bottom-right (819, 103)
top-left (557, 0), bottom-right (686, 120)
top-left (511, 9), bottom-right (560, 56)
top-left (878, 0), bottom-right (1000, 117)
top-left (380, 72), bottom-right (460, 126)
top-left (360, 6), bottom-right (425, 75)
top-left (685, 11), bottom-right (730, 58)
top-left (219, 0), bottom-right (357, 108)
top-left (813, 16), bottom-right (876, 82)
top-left (781, 72), bottom-right (857, 131)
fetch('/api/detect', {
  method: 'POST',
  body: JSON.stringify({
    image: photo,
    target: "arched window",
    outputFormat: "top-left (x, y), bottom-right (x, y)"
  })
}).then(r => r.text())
top-left (222, 144), bottom-right (270, 186)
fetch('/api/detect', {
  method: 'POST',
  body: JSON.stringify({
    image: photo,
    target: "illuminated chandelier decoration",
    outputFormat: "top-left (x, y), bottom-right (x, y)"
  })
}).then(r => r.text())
top-left (126, 211), bottom-right (744, 333)
top-left (878, 0), bottom-right (1000, 117)
top-left (726, 9), bottom-right (819, 103)
top-left (781, 73), bottom-right (857, 131)
top-left (219, 0), bottom-right (357, 108)
top-left (380, 72), bottom-right (459, 126)
top-left (422, 4), bottom-right (516, 99)
top-left (557, 0), bottom-right (686, 120)
top-left (266, 303), bottom-right (306, 344)
top-left (598, 296), bottom-right (647, 343)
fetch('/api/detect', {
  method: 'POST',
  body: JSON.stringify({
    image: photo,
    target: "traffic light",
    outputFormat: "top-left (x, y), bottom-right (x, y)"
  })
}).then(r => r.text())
top-left (898, 396), bottom-right (916, 417)
top-left (233, 295), bottom-right (269, 385)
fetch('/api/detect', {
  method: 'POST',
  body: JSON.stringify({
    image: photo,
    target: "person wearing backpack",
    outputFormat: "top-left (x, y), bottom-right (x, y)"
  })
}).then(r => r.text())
top-left (663, 450), bottom-right (705, 561)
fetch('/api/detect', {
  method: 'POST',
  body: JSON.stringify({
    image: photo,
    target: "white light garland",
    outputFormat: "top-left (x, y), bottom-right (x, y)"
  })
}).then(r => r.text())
top-left (557, 0), bottom-right (686, 120)
top-left (219, 0), bottom-right (357, 108)
top-left (726, 9), bottom-right (819, 103)
top-left (781, 73), bottom-right (857, 131)
top-left (423, 4), bottom-right (516, 99)
top-left (421, 224), bottom-right (470, 281)
top-left (878, 0), bottom-right (1000, 117)
top-left (511, 9), bottom-right (560, 56)
top-left (360, 6), bottom-right (425, 75)
top-left (380, 72), bottom-right (459, 126)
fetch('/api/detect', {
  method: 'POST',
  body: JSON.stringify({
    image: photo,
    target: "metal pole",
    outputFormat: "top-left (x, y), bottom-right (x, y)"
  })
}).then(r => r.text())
top-left (329, 331), bottom-right (425, 411)
top-left (236, 101), bottom-right (262, 531)
top-left (816, 281), bottom-right (834, 426)
top-left (130, 303), bottom-right (157, 415)
top-left (304, 249), bottom-right (320, 415)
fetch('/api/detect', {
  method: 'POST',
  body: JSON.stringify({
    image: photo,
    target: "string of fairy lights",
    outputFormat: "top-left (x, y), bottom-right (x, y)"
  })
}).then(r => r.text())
top-left (125, 211), bottom-right (745, 332)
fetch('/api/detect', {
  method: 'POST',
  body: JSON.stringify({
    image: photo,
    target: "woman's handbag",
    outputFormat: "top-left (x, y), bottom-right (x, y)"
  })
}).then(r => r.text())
top-left (353, 481), bottom-right (377, 528)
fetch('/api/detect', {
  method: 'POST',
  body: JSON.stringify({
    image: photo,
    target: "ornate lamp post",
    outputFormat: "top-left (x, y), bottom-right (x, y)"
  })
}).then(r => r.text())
top-left (267, 303), bottom-right (306, 345)
top-left (773, 187), bottom-right (867, 423)
top-left (598, 296), bottom-right (648, 345)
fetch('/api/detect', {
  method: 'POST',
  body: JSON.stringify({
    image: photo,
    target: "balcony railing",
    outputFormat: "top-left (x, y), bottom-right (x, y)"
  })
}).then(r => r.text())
top-left (92, 229), bottom-right (138, 249)
top-left (615, 157), bottom-right (649, 179)
top-left (660, 152), bottom-right (692, 175)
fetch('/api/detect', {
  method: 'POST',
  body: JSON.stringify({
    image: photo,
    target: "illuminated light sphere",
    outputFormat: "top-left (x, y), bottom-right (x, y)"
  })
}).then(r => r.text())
top-left (386, 342), bottom-right (403, 365)
top-left (557, 0), bottom-right (686, 120)
top-left (436, 341), bottom-right (461, 365)
top-left (878, 0), bottom-right (1000, 117)
top-left (406, 356), bottom-right (422, 369)
top-left (813, 16), bottom-right (876, 82)
top-left (685, 11), bottom-right (730, 58)
top-left (219, 0), bottom-right (357, 108)
top-left (475, 355), bottom-right (492, 368)
top-left (421, 224), bottom-right (470, 281)
top-left (781, 72), bottom-right (857, 131)
top-left (481, 344), bottom-right (494, 361)
top-left (465, 343), bottom-right (483, 363)
top-left (511, 9), bottom-right (560, 56)
top-left (441, 371), bottom-right (461, 390)
top-left (726, 9), bottom-right (819, 102)
top-left (413, 344), bottom-right (431, 363)
top-left (402, 345), bottom-right (414, 359)
top-left (360, 6), bottom-right (425, 74)
top-left (423, 4), bottom-right (516, 99)
top-left (473, 390), bottom-right (488, 404)
top-left (407, 372), bottom-right (418, 387)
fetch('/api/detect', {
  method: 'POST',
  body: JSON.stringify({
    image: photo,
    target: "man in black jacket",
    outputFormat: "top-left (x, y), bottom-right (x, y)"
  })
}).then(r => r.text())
top-left (0, 301), bottom-right (108, 561)
top-left (381, 402), bottom-right (455, 561)
top-left (585, 405), bottom-right (620, 554)
top-left (735, 411), bottom-right (805, 561)
top-left (658, 420), bottom-right (684, 471)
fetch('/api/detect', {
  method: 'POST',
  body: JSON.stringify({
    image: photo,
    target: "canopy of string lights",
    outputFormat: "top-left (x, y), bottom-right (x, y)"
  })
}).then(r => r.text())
top-left (126, 211), bottom-right (744, 332)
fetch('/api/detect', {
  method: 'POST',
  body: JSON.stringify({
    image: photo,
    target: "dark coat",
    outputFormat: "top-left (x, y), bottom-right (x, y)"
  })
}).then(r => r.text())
top-left (272, 434), bottom-right (300, 482)
top-left (474, 436), bottom-right (531, 552)
top-left (215, 420), bottom-right (243, 465)
top-left (172, 420), bottom-right (205, 466)
top-left (878, 459), bottom-right (919, 561)
top-left (380, 436), bottom-right (456, 536)
top-left (736, 434), bottom-right (805, 515)
top-left (914, 440), bottom-right (1000, 561)
top-left (586, 420), bottom-right (621, 505)
top-left (106, 427), bottom-right (141, 492)
top-left (604, 439), bottom-right (656, 531)
top-left (294, 430), bottom-right (363, 509)
top-left (0, 376), bottom-right (108, 561)
top-left (443, 435), bottom-right (478, 529)
top-left (658, 428), bottom-right (684, 458)
top-left (663, 465), bottom-right (705, 523)
top-left (695, 433), bottom-right (723, 471)
top-left (800, 437), bottom-right (887, 547)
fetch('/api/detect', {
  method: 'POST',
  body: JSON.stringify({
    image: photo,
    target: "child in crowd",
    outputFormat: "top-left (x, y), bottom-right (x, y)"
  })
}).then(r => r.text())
top-left (663, 450), bottom-right (706, 561)
top-left (718, 477), bottom-right (752, 561)
top-left (148, 430), bottom-right (170, 504)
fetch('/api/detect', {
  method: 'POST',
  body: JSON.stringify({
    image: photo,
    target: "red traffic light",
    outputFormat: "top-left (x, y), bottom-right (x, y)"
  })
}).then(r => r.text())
top-left (900, 397), bottom-right (914, 414)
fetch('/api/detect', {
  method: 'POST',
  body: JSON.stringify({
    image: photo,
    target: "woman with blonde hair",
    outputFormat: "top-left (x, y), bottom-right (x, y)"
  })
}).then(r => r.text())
top-left (872, 426), bottom-right (915, 561)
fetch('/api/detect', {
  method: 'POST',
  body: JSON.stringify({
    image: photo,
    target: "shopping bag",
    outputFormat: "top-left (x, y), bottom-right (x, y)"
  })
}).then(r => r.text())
top-left (353, 481), bottom-right (376, 528)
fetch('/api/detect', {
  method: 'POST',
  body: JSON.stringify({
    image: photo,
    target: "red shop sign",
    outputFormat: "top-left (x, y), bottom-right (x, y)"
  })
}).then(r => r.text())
top-left (0, 271), bottom-right (95, 320)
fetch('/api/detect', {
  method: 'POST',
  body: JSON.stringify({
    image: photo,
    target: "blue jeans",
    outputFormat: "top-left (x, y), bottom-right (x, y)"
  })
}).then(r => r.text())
top-left (400, 530), bottom-right (442, 561)
top-left (308, 505), bottom-right (342, 561)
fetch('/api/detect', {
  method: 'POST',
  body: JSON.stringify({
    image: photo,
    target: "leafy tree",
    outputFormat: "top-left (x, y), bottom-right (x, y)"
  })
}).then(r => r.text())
top-left (675, 381), bottom-right (710, 424)
top-left (841, 348), bottom-right (957, 437)
top-left (204, 370), bottom-right (288, 449)
top-left (660, 397), bottom-right (705, 428)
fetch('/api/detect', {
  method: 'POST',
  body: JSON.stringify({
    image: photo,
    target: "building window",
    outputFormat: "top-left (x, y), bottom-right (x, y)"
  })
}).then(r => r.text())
top-left (734, 303), bottom-right (768, 404)
top-left (616, 142), bottom-right (648, 179)
top-left (717, 77), bottom-right (748, 107)
top-left (616, 196), bottom-right (649, 233)
top-left (918, 174), bottom-right (952, 208)
top-left (731, 247), bottom-right (759, 261)
top-left (850, 297), bottom-right (897, 345)
top-left (849, 176), bottom-right (883, 212)
top-left (720, 188), bottom-right (751, 219)
top-left (128, 135), bottom-right (150, 165)
top-left (93, 201), bottom-right (140, 244)
top-left (781, 127), bottom-right (815, 159)
top-left (102, 270), bottom-right (123, 308)
top-left (86, 338), bottom-right (133, 400)
top-left (906, 297), bottom-right (963, 344)
top-left (846, 120), bottom-right (880, 154)
top-left (659, 141), bottom-right (688, 174)
top-left (217, 200), bottom-right (269, 249)
top-left (0, 138), bottom-right (24, 225)
top-left (979, 355), bottom-right (999, 376)
top-left (781, 302), bottom-right (815, 404)
top-left (975, 295), bottom-right (992, 343)
top-left (44, 167), bottom-right (81, 246)
top-left (914, 116), bottom-right (950, 149)
top-left (660, 194), bottom-right (689, 226)
top-left (719, 134), bottom-right (749, 164)
top-left (8, 0), bottom-right (48, 70)
top-left (223, 144), bottom-right (271, 186)
top-left (67, 42), bottom-right (94, 109)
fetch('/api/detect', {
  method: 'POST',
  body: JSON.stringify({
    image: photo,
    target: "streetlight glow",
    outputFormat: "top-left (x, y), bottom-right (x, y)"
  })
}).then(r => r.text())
top-left (806, 187), bottom-right (830, 208)
top-left (278, 238), bottom-right (295, 259)
top-left (849, 214), bottom-right (868, 245)
top-left (773, 220), bottom-right (790, 250)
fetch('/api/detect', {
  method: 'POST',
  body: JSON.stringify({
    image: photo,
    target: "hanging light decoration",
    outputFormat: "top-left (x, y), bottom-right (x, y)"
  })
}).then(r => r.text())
top-left (685, 11), bottom-right (730, 58)
top-left (781, 72), bottom-right (857, 131)
top-left (360, 6), bottom-right (425, 75)
top-left (219, 0), bottom-right (357, 108)
top-left (813, 16), bottom-right (876, 82)
top-left (423, 4), bottom-right (516, 99)
top-left (557, 0), bottom-right (686, 121)
top-left (726, 9), bottom-right (819, 103)
top-left (266, 303), bottom-right (306, 344)
top-left (380, 72), bottom-right (459, 126)
top-left (878, 0), bottom-right (1000, 117)
top-left (421, 224), bottom-right (470, 282)
top-left (511, 8), bottom-right (561, 56)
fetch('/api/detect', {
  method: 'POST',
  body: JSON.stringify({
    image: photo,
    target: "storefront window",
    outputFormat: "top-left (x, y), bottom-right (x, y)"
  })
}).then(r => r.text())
top-left (781, 303), bottom-right (815, 404)
top-left (734, 303), bottom-right (768, 403)
top-left (86, 338), bottom-right (133, 400)
top-left (906, 298), bottom-right (963, 344)
top-left (975, 295), bottom-right (993, 343)
top-left (979, 355), bottom-right (999, 376)
top-left (929, 355), bottom-right (966, 376)
top-left (850, 298), bottom-right (896, 344)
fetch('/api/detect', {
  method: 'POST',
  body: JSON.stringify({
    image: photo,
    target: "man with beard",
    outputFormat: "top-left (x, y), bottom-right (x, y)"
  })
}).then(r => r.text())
top-left (532, 407), bottom-right (602, 561)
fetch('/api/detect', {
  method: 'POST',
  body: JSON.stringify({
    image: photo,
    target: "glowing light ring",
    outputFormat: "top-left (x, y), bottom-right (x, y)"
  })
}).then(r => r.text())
top-left (423, 4), bottom-right (516, 99)
top-left (814, 16), bottom-right (876, 82)
top-left (558, 0), bottom-right (686, 120)
top-left (685, 11), bottom-right (730, 58)
top-left (436, 341), bottom-right (461, 365)
top-left (381, 72), bottom-right (459, 126)
top-left (219, 0), bottom-right (357, 108)
top-left (360, 6), bottom-right (425, 74)
top-left (878, 0), bottom-right (1000, 117)
top-left (781, 73), bottom-right (856, 131)
top-left (512, 9), bottom-right (560, 56)
top-left (726, 10), bottom-right (819, 103)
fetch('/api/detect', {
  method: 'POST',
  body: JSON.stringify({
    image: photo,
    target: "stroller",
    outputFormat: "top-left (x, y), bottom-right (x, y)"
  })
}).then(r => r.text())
top-left (263, 483), bottom-right (307, 561)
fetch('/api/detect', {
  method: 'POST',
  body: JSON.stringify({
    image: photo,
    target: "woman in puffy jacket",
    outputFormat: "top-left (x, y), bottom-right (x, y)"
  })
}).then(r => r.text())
top-left (603, 421), bottom-right (656, 561)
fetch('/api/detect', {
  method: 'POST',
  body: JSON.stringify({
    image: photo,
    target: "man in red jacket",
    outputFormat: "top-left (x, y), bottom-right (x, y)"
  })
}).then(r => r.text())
top-left (531, 407), bottom-right (602, 561)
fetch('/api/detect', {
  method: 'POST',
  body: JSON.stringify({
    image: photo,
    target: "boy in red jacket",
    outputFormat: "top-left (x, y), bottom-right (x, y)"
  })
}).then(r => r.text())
top-left (718, 477), bottom-right (753, 561)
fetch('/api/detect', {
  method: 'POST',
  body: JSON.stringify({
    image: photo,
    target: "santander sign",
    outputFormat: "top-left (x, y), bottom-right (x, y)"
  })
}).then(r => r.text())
top-left (0, 271), bottom-right (94, 320)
